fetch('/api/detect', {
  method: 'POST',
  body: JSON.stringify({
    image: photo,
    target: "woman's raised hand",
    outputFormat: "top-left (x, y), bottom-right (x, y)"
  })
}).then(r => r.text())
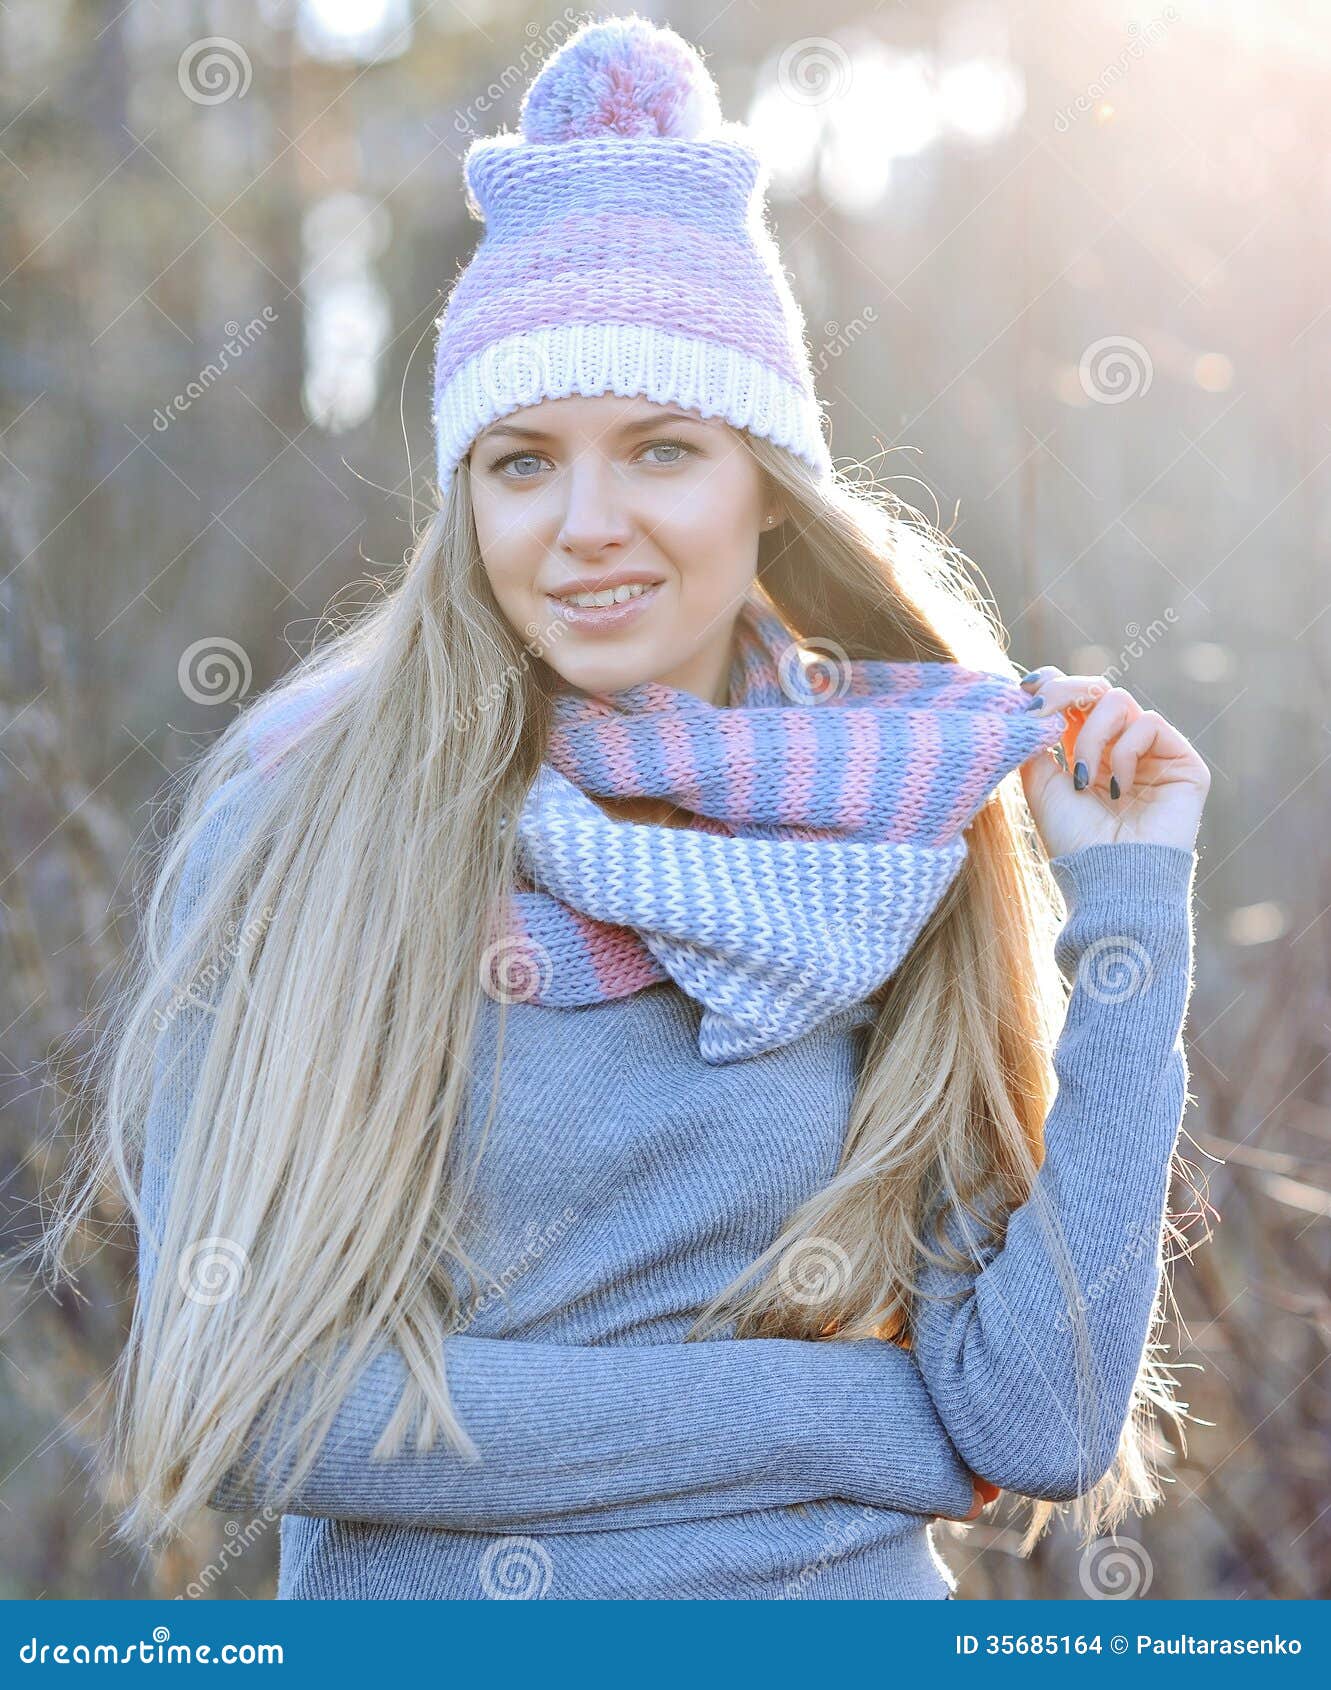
top-left (1016, 668), bottom-right (1210, 859)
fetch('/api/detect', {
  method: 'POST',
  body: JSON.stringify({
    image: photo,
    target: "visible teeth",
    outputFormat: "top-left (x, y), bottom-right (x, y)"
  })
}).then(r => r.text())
top-left (558, 582), bottom-right (654, 609)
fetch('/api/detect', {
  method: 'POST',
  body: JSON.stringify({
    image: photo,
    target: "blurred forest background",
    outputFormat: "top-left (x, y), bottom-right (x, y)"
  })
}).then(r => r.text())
top-left (2, 0), bottom-right (1329, 1601)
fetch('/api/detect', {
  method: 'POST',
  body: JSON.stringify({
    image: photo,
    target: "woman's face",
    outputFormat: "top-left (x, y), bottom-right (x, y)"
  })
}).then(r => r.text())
top-left (467, 394), bottom-right (780, 705)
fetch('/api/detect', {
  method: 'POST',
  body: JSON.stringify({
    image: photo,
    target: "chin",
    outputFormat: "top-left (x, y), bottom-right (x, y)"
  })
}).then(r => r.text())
top-left (536, 609), bottom-right (670, 694)
top-left (549, 654), bottom-right (652, 696)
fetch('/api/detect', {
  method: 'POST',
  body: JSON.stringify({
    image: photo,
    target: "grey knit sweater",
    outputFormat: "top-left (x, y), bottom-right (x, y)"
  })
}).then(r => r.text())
top-left (136, 770), bottom-right (1197, 1599)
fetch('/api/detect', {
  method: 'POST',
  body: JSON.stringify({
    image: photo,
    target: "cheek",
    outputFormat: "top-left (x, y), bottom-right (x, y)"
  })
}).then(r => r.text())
top-left (470, 488), bottom-right (544, 587)
top-left (657, 482), bottom-right (763, 591)
top-left (654, 469), bottom-right (758, 541)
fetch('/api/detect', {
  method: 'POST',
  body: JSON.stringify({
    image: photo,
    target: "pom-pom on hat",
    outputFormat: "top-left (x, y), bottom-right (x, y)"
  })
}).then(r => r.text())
top-left (431, 13), bottom-right (835, 489)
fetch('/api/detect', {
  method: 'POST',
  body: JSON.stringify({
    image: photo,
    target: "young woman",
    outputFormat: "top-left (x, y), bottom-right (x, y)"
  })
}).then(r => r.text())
top-left (39, 17), bottom-right (1207, 1600)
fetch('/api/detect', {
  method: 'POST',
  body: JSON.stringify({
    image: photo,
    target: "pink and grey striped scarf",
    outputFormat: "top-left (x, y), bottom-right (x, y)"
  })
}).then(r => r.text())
top-left (494, 590), bottom-right (1066, 1063)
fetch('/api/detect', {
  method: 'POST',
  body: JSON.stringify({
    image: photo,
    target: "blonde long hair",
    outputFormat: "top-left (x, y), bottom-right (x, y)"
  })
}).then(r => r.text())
top-left (35, 432), bottom-right (1193, 1560)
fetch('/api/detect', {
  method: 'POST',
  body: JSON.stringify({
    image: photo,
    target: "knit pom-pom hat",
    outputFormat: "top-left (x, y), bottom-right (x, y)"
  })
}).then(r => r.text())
top-left (431, 13), bottom-right (835, 489)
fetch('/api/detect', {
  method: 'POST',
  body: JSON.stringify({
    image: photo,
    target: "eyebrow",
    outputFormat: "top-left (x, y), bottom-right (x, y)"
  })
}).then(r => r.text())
top-left (474, 409), bottom-right (710, 447)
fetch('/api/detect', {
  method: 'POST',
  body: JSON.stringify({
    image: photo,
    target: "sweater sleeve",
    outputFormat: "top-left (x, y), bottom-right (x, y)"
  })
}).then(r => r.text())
top-left (138, 772), bottom-right (977, 1531)
top-left (203, 1330), bottom-right (977, 1530)
top-left (907, 840), bottom-right (1197, 1502)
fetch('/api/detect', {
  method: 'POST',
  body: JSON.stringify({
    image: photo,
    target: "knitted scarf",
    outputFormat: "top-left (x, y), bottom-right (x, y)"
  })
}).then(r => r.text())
top-left (495, 591), bottom-right (1066, 1064)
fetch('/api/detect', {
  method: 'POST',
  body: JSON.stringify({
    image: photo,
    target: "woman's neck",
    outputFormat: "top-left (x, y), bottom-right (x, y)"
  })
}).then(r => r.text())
top-left (593, 794), bottom-right (696, 829)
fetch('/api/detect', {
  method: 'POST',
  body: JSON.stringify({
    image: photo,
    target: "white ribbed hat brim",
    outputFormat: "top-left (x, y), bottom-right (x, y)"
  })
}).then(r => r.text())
top-left (434, 320), bottom-right (834, 487)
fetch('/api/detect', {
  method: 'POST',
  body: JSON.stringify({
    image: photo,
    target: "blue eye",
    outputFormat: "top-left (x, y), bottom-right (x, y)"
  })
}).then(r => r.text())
top-left (486, 437), bottom-right (699, 479)
top-left (640, 438), bottom-right (697, 465)
top-left (490, 450), bottom-right (544, 478)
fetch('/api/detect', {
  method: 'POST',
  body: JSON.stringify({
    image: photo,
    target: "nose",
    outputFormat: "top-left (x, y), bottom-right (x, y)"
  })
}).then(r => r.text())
top-left (555, 454), bottom-right (635, 559)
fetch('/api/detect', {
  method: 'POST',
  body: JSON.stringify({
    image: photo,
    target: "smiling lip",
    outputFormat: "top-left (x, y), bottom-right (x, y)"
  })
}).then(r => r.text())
top-left (546, 581), bottom-right (663, 632)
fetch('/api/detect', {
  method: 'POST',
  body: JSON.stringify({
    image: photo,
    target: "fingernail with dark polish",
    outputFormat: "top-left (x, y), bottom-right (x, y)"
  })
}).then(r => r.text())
top-left (1109, 775), bottom-right (1120, 801)
top-left (1073, 760), bottom-right (1089, 791)
top-left (1025, 693), bottom-right (1045, 710)
top-left (1019, 671), bottom-right (1042, 687)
